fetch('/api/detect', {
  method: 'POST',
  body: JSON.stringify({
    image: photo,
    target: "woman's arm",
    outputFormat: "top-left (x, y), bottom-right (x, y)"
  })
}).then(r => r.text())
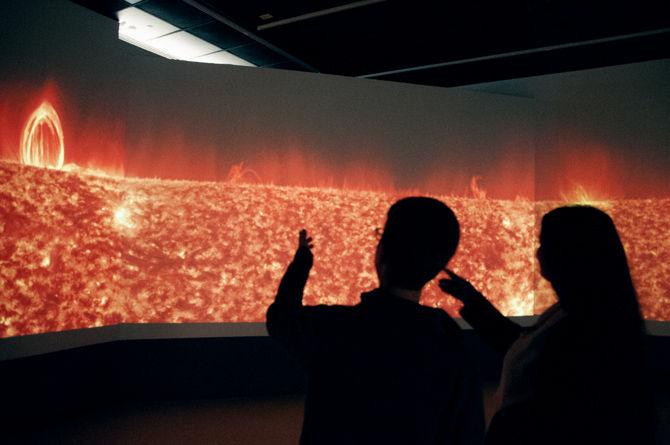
top-left (439, 270), bottom-right (521, 355)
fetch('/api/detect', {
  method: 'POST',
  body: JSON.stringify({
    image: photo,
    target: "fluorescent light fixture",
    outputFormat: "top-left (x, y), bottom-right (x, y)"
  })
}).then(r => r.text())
top-left (148, 31), bottom-right (221, 61)
top-left (191, 50), bottom-right (255, 66)
top-left (118, 7), bottom-right (178, 42)
top-left (117, 7), bottom-right (255, 67)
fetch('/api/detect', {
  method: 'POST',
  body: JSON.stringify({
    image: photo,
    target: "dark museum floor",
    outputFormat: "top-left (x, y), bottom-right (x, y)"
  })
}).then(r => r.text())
top-left (14, 386), bottom-right (670, 445)
top-left (4, 333), bottom-right (669, 444)
top-left (32, 396), bottom-right (306, 445)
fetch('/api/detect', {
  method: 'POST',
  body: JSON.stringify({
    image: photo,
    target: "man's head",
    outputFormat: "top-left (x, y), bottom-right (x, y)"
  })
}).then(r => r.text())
top-left (376, 197), bottom-right (460, 291)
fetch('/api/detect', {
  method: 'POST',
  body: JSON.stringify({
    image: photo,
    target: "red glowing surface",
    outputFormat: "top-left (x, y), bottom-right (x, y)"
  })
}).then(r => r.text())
top-left (1, 159), bottom-right (669, 338)
top-left (0, 92), bottom-right (668, 338)
top-left (0, 160), bottom-right (534, 337)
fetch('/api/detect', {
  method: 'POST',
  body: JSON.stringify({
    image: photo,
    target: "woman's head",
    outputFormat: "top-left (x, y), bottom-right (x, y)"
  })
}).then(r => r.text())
top-left (538, 206), bottom-right (626, 286)
top-left (538, 206), bottom-right (642, 332)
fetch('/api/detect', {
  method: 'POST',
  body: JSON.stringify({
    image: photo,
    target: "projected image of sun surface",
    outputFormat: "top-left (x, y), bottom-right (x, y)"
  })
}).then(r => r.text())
top-left (1, 0), bottom-right (668, 341)
top-left (0, 85), bottom-right (669, 338)
top-left (0, 159), bottom-right (538, 336)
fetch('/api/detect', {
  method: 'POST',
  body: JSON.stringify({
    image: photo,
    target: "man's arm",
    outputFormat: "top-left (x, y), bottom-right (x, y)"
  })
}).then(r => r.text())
top-left (266, 230), bottom-right (314, 360)
top-left (439, 269), bottom-right (521, 355)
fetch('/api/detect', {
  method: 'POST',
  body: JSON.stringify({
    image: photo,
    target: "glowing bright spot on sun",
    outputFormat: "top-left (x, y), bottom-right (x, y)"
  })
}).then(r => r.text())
top-left (114, 206), bottom-right (135, 229)
top-left (502, 216), bottom-right (512, 230)
top-left (561, 185), bottom-right (611, 209)
top-left (40, 254), bottom-right (51, 268)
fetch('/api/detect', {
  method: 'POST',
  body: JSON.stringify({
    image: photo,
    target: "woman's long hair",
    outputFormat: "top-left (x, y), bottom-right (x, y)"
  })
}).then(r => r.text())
top-left (538, 206), bottom-right (645, 340)
top-left (537, 207), bottom-right (655, 441)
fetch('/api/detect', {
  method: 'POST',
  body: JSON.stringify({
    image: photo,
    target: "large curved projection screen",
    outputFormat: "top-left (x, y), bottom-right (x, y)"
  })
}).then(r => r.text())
top-left (1, 0), bottom-right (669, 338)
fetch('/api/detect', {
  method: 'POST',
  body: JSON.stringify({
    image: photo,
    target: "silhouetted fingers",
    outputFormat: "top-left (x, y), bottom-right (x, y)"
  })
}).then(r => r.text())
top-left (438, 278), bottom-right (454, 290)
top-left (305, 237), bottom-right (314, 251)
top-left (299, 229), bottom-right (311, 248)
top-left (438, 272), bottom-right (474, 302)
top-left (443, 268), bottom-right (465, 282)
top-left (438, 278), bottom-right (456, 293)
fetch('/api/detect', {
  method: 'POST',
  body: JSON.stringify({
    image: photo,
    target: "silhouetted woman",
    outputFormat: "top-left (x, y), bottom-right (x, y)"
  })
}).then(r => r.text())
top-left (440, 205), bottom-right (655, 445)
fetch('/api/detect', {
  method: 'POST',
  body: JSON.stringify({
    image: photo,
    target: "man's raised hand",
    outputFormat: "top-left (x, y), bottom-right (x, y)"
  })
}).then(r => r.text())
top-left (294, 229), bottom-right (314, 269)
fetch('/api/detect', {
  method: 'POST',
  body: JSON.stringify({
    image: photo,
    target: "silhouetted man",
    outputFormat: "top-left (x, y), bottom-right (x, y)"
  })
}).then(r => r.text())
top-left (267, 197), bottom-right (484, 445)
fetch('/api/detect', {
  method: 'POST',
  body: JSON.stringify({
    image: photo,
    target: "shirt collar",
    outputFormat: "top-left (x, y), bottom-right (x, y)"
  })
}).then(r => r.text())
top-left (360, 288), bottom-right (421, 307)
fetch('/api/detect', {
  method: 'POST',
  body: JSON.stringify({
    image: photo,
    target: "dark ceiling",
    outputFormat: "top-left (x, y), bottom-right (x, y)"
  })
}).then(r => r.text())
top-left (73, 0), bottom-right (670, 87)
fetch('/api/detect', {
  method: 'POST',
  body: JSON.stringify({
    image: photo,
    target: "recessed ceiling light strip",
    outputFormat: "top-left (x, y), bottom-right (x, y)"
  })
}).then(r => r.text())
top-left (257, 0), bottom-right (388, 31)
top-left (181, 0), bottom-right (319, 72)
top-left (360, 27), bottom-right (670, 79)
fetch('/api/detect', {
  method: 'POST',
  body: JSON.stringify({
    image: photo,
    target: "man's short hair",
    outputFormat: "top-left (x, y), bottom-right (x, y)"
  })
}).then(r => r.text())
top-left (380, 197), bottom-right (460, 290)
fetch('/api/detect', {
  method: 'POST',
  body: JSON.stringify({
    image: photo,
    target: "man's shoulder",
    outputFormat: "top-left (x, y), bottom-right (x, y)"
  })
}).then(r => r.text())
top-left (415, 306), bottom-right (470, 357)
top-left (420, 304), bottom-right (462, 330)
top-left (301, 303), bottom-right (358, 320)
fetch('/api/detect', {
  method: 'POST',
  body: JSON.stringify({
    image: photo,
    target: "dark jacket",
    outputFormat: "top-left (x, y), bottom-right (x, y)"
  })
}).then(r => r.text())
top-left (267, 254), bottom-right (485, 445)
top-left (460, 295), bottom-right (656, 445)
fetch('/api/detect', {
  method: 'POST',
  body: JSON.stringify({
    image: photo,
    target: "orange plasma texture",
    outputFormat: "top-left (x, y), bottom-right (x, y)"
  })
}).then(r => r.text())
top-left (1, 161), bottom-right (668, 338)
top-left (0, 160), bottom-right (538, 337)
